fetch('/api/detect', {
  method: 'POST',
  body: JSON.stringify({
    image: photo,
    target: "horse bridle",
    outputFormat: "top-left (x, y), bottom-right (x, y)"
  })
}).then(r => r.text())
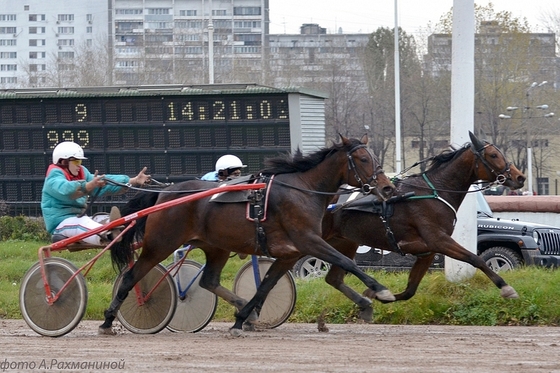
top-left (471, 142), bottom-right (512, 185)
top-left (346, 144), bottom-right (385, 194)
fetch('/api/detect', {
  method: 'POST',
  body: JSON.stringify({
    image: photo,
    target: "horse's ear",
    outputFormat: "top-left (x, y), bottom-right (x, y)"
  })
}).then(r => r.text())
top-left (360, 133), bottom-right (368, 144)
top-left (469, 131), bottom-right (485, 152)
top-left (339, 133), bottom-right (350, 146)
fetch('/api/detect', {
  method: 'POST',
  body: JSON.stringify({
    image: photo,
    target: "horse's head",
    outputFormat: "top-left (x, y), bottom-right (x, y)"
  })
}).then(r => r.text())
top-left (341, 134), bottom-right (395, 200)
top-left (469, 131), bottom-right (526, 190)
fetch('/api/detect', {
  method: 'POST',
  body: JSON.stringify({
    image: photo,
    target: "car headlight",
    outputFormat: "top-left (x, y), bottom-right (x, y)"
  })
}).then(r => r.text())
top-left (533, 230), bottom-right (540, 245)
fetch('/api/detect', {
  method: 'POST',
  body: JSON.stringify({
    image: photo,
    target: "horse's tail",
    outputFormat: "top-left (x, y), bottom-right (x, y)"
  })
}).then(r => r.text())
top-left (110, 191), bottom-right (159, 272)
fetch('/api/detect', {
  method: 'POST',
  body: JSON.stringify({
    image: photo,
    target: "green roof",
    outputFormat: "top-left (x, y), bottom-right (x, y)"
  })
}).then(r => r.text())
top-left (0, 83), bottom-right (329, 100)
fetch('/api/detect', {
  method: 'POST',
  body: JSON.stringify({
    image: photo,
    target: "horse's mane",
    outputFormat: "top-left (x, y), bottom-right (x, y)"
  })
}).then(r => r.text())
top-left (260, 137), bottom-right (363, 175)
top-left (425, 143), bottom-right (471, 173)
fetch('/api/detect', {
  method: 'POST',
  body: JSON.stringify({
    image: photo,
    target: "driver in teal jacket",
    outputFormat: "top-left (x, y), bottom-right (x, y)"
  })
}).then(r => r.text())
top-left (41, 141), bottom-right (150, 245)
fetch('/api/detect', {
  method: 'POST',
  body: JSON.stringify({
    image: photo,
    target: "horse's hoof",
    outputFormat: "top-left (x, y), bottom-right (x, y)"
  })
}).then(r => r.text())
top-left (375, 290), bottom-right (396, 302)
top-left (359, 306), bottom-right (374, 322)
top-left (229, 328), bottom-right (244, 337)
top-left (500, 285), bottom-right (519, 299)
top-left (98, 327), bottom-right (116, 336)
top-left (243, 322), bottom-right (256, 332)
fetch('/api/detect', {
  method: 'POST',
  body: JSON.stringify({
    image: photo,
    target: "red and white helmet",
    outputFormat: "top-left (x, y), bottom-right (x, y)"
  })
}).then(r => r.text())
top-left (215, 154), bottom-right (246, 172)
top-left (52, 141), bottom-right (87, 164)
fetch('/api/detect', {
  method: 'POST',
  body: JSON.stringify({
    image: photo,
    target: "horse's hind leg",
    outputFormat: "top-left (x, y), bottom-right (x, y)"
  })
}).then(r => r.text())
top-left (198, 249), bottom-right (259, 323)
top-left (230, 258), bottom-right (297, 337)
top-left (325, 265), bottom-right (373, 321)
top-left (324, 238), bottom-right (373, 321)
top-left (99, 258), bottom-right (153, 334)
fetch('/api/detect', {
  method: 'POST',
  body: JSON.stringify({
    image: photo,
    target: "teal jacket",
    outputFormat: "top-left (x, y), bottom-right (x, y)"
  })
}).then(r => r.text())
top-left (41, 165), bottom-right (130, 233)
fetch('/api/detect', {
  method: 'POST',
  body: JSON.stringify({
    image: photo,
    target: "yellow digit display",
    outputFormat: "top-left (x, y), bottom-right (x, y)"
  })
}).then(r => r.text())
top-left (75, 103), bottom-right (87, 122)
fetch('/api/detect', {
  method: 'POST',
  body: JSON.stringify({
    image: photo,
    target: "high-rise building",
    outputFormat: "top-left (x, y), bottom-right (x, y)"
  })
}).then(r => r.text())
top-left (0, 0), bottom-right (268, 87)
top-left (0, 1), bottom-right (107, 88)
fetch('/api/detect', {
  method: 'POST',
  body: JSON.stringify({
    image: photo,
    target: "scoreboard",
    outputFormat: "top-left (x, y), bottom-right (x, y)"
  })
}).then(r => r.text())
top-left (0, 84), bottom-right (326, 215)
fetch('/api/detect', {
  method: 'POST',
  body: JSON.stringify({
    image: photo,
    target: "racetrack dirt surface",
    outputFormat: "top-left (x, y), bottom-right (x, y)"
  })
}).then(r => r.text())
top-left (1, 319), bottom-right (560, 373)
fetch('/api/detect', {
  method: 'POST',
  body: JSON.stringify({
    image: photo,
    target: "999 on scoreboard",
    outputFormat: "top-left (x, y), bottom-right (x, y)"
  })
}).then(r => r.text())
top-left (0, 85), bottom-right (316, 212)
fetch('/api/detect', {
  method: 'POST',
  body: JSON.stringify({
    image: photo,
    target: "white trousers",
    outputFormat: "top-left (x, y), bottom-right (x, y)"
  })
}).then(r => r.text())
top-left (53, 214), bottom-right (109, 245)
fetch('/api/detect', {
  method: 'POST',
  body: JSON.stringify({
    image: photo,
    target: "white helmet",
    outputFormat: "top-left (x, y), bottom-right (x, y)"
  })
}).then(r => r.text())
top-left (215, 154), bottom-right (246, 172)
top-left (52, 141), bottom-right (87, 164)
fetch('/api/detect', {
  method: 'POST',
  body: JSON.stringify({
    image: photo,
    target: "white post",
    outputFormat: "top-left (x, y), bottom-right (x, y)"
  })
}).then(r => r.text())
top-left (527, 148), bottom-right (533, 194)
top-left (446, 0), bottom-right (477, 281)
top-left (208, 0), bottom-right (214, 84)
top-left (394, 0), bottom-right (402, 173)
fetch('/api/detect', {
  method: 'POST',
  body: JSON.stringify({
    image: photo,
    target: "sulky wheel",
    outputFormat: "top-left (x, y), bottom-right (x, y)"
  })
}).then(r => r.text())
top-left (166, 259), bottom-right (218, 333)
top-left (114, 263), bottom-right (177, 334)
top-left (20, 257), bottom-right (88, 337)
top-left (233, 257), bottom-right (296, 329)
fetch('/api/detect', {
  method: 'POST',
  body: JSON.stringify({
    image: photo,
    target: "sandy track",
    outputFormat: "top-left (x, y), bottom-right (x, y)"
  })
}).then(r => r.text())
top-left (2, 319), bottom-right (560, 373)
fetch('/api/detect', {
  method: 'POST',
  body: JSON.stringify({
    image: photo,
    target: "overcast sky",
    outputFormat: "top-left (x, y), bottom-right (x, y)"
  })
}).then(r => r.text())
top-left (268, 0), bottom-right (559, 35)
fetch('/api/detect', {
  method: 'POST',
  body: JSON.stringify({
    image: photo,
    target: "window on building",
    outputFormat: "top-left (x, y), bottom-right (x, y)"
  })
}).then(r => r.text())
top-left (212, 10), bottom-right (227, 16)
top-left (0, 64), bottom-right (17, 71)
top-left (115, 9), bottom-right (143, 15)
top-left (1, 76), bottom-right (17, 84)
top-left (0, 39), bottom-right (17, 46)
top-left (86, 26), bottom-right (92, 33)
top-left (234, 21), bottom-right (261, 29)
top-left (28, 14), bottom-right (45, 21)
top-left (179, 10), bottom-right (197, 16)
top-left (29, 27), bottom-right (46, 34)
top-left (536, 177), bottom-right (549, 195)
top-left (87, 39), bottom-right (92, 46)
top-left (233, 7), bottom-right (261, 15)
top-left (30, 77), bottom-right (47, 85)
top-left (29, 39), bottom-right (45, 46)
top-left (58, 63), bottom-right (74, 71)
top-left (57, 39), bottom-right (74, 46)
top-left (0, 52), bottom-right (17, 58)
top-left (58, 51), bottom-right (74, 59)
top-left (57, 27), bottom-right (74, 34)
top-left (29, 64), bottom-right (46, 72)
top-left (147, 8), bottom-right (170, 15)
top-left (57, 14), bottom-right (75, 22)
top-left (0, 27), bottom-right (17, 34)
top-left (0, 14), bottom-right (17, 21)
top-left (86, 14), bottom-right (93, 21)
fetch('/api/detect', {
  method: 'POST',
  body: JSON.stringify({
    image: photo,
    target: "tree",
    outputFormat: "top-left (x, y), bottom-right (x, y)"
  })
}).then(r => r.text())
top-left (362, 27), bottom-right (424, 171)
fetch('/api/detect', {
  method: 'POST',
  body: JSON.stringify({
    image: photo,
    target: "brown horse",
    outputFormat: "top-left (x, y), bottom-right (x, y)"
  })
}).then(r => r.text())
top-left (321, 131), bottom-right (526, 321)
top-left (100, 135), bottom-right (395, 336)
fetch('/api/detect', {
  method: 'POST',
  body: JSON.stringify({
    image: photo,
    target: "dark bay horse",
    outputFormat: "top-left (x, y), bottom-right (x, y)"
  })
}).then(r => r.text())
top-left (100, 135), bottom-right (395, 336)
top-left (321, 131), bottom-right (526, 321)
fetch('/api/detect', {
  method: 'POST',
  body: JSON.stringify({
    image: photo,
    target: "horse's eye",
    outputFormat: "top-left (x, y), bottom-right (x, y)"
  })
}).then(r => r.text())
top-left (490, 153), bottom-right (498, 159)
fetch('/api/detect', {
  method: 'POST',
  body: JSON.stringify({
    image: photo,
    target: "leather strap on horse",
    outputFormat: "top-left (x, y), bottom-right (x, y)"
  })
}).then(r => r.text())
top-left (378, 201), bottom-right (404, 256)
top-left (250, 189), bottom-right (270, 257)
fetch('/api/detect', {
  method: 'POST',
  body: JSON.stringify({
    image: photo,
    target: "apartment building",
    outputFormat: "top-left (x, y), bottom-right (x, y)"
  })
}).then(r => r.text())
top-left (0, 0), bottom-right (268, 87)
top-left (0, 0), bottom-right (107, 88)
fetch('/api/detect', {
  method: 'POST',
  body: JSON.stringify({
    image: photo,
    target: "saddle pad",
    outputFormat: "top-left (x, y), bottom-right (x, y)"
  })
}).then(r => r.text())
top-left (209, 175), bottom-right (257, 203)
top-left (334, 189), bottom-right (394, 216)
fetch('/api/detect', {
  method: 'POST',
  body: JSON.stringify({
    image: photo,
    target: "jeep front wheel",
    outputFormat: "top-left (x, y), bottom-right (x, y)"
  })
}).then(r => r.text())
top-left (480, 246), bottom-right (522, 273)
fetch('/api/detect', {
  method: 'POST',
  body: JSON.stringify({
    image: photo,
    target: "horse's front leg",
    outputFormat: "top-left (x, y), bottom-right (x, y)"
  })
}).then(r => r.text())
top-left (325, 264), bottom-right (373, 321)
top-left (230, 258), bottom-right (297, 337)
top-left (432, 236), bottom-right (518, 298)
top-left (304, 236), bottom-right (395, 302)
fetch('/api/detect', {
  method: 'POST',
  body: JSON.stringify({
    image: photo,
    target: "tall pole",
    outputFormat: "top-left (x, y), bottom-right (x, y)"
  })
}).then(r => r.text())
top-left (446, 0), bottom-right (476, 281)
top-left (208, 0), bottom-right (214, 84)
top-left (394, 0), bottom-right (401, 173)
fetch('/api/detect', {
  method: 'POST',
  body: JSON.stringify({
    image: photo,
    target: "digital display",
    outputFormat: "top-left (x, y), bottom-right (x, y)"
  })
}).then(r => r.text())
top-left (0, 92), bottom-right (292, 211)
